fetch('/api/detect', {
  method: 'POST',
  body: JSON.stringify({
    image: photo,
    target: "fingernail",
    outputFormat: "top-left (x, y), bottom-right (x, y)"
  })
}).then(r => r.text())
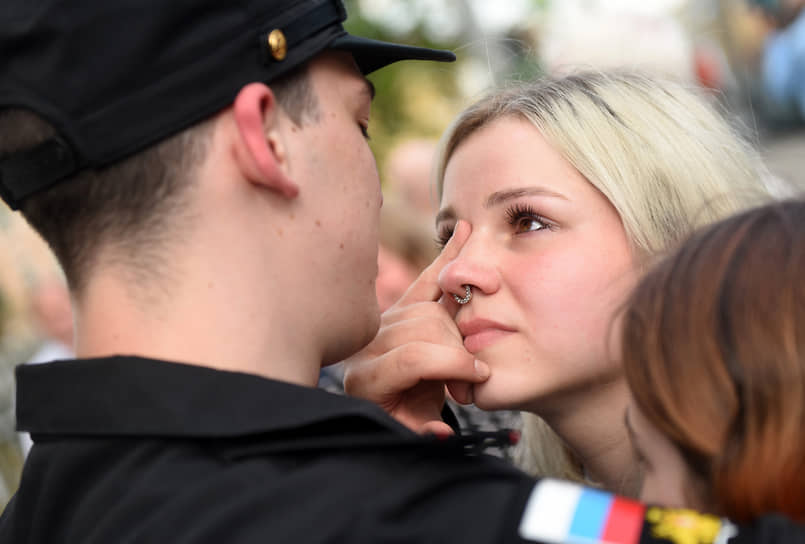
top-left (474, 359), bottom-right (490, 379)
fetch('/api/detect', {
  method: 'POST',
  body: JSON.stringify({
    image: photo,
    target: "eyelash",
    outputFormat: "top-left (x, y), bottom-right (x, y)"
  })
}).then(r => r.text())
top-left (435, 226), bottom-right (453, 250)
top-left (434, 204), bottom-right (552, 249)
top-left (505, 203), bottom-right (550, 233)
top-left (359, 122), bottom-right (370, 140)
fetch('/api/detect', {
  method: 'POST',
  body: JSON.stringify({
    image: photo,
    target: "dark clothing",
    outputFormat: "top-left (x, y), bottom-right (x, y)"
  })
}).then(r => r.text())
top-left (0, 356), bottom-right (533, 543)
top-left (318, 363), bottom-right (522, 461)
top-left (3, 356), bottom-right (805, 543)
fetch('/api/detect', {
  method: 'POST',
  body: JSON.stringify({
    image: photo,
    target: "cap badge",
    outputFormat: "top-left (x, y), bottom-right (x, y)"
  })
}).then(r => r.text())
top-left (267, 29), bottom-right (287, 61)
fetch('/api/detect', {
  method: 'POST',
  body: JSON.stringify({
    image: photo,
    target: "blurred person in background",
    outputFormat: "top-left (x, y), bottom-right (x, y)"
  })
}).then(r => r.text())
top-left (622, 199), bottom-right (805, 524)
top-left (376, 197), bottom-right (437, 312)
top-left (539, 0), bottom-right (696, 82)
top-left (383, 138), bottom-right (440, 220)
top-left (0, 289), bottom-right (22, 510)
top-left (752, 0), bottom-right (805, 126)
top-left (342, 69), bottom-right (776, 496)
top-left (24, 276), bottom-right (74, 365)
top-left (375, 243), bottom-right (421, 312)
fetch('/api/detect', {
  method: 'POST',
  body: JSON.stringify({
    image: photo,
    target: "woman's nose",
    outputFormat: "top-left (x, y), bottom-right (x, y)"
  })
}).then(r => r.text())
top-left (438, 234), bottom-right (499, 306)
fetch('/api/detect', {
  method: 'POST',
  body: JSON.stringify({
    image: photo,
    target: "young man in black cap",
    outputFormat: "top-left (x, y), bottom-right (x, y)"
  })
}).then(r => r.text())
top-left (1, 1), bottom-right (804, 543)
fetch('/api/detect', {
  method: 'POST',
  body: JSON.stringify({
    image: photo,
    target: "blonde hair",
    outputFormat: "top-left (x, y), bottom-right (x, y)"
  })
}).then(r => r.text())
top-left (435, 70), bottom-right (774, 483)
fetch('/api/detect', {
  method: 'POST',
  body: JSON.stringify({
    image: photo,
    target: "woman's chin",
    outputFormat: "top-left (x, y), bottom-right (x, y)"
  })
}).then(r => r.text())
top-left (470, 371), bottom-right (560, 413)
top-left (471, 380), bottom-right (531, 412)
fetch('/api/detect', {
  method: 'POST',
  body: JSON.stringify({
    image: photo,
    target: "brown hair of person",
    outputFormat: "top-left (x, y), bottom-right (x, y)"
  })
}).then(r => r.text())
top-left (622, 199), bottom-right (805, 522)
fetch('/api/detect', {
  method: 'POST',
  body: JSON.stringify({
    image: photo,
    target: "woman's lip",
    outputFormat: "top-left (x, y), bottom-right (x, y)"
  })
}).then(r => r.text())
top-left (458, 318), bottom-right (515, 337)
top-left (458, 319), bottom-right (516, 353)
top-left (463, 329), bottom-right (513, 353)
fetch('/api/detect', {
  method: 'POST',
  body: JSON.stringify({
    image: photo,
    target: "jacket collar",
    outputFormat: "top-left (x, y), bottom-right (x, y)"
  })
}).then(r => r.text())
top-left (16, 356), bottom-right (414, 439)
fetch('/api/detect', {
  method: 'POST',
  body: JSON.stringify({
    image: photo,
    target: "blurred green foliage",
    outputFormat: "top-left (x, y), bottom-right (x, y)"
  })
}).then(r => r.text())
top-left (343, 1), bottom-right (464, 179)
top-left (342, 1), bottom-right (547, 179)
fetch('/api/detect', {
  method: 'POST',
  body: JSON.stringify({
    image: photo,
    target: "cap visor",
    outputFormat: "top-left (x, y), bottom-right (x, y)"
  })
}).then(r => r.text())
top-left (330, 34), bottom-right (456, 75)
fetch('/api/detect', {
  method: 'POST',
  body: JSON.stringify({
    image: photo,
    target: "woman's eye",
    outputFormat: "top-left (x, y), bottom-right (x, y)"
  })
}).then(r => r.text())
top-left (506, 204), bottom-right (550, 234)
top-left (435, 225), bottom-right (454, 249)
top-left (513, 216), bottom-right (547, 233)
top-left (359, 123), bottom-right (370, 140)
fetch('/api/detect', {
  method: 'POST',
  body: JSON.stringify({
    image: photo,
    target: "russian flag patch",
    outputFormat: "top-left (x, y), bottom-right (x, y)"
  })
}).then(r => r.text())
top-left (518, 479), bottom-right (645, 544)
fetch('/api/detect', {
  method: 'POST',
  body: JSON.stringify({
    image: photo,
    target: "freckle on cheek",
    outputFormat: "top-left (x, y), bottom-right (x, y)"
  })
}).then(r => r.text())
top-left (276, 228), bottom-right (283, 237)
top-left (315, 220), bottom-right (321, 227)
top-left (339, 243), bottom-right (344, 250)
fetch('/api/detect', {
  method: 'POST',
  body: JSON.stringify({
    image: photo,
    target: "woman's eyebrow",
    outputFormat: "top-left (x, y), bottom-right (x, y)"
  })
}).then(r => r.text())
top-left (485, 186), bottom-right (567, 208)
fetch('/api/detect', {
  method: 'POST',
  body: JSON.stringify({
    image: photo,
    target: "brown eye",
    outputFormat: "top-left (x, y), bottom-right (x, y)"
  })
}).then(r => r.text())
top-left (514, 216), bottom-right (546, 234)
top-left (506, 204), bottom-right (550, 234)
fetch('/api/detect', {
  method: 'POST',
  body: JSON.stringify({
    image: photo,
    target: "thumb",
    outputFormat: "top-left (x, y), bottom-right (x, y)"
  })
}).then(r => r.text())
top-left (396, 220), bottom-right (470, 306)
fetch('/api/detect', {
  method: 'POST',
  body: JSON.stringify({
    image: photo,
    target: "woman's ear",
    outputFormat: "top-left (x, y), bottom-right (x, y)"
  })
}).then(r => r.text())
top-left (232, 82), bottom-right (299, 199)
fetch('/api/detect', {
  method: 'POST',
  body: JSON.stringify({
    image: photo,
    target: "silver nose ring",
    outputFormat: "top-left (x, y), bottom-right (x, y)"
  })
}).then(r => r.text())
top-left (452, 285), bottom-right (472, 305)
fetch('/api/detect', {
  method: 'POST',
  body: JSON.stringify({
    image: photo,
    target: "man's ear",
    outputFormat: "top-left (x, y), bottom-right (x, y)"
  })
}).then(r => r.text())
top-left (232, 82), bottom-right (299, 199)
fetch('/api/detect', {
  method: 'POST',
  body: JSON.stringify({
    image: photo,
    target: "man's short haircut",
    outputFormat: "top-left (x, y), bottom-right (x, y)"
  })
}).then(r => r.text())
top-left (0, 65), bottom-right (316, 294)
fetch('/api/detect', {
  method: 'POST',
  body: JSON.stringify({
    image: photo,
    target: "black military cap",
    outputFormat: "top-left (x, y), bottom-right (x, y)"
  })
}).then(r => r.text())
top-left (0, 0), bottom-right (455, 209)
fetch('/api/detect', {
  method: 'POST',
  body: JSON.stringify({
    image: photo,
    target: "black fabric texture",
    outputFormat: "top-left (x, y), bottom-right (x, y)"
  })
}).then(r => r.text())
top-left (3, 357), bottom-right (532, 543)
top-left (5, 357), bottom-right (803, 542)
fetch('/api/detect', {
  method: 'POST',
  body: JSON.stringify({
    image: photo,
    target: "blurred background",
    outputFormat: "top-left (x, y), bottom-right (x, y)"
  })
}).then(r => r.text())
top-left (2, 0), bottom-right (805, 504)
top-left (345, 0), bottom-right (805, 187)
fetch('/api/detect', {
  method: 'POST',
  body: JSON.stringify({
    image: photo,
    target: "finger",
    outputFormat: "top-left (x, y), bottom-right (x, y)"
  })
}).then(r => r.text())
top-left (419, 420), bottom-right (455, 437)
top-left (387, 378), bottom-right (447, 431)
top-left (396, 219), bottom-right (470, 306)
top-left (446, 380), bottom-right (474, 405)
top-left (374, 312), bottom-right (463, 350)
top-left (343, 343), bottom-right (488, 399)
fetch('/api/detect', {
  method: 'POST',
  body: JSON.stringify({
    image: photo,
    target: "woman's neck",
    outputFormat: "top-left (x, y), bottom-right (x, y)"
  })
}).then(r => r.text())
top-left (537, 377), bottom-right (641, 496)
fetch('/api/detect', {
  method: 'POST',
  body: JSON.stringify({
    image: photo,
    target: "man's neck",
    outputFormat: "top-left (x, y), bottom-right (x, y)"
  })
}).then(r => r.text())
top-left (73, 260), bottom-right (322, 387)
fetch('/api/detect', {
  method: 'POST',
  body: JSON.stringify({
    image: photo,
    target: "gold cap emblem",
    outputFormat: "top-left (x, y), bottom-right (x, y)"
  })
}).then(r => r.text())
top-left (267, 29), bottom-right (287, 61)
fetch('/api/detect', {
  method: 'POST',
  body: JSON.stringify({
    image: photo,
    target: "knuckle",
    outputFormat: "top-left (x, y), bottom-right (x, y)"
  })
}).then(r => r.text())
top-left (392, 343), bottom-right (426, 375)
top-left (342, 364), bottom-right (363, 395)
top-left (437, 318), bottom-right (461, 342)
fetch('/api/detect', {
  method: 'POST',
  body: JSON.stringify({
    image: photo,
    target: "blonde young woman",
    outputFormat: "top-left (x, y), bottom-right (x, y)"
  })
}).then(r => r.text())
top-left (342, 70), bottom-right (775, 496)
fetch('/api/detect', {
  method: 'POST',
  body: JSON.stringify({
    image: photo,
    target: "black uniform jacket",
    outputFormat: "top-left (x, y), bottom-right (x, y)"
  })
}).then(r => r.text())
top-left (2, 356), bottom-right (803, 544)
top-left (0, 356), bottom-right (539, 543)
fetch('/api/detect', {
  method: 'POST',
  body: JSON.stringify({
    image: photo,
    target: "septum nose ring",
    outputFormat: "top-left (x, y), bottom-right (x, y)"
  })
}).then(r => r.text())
top-left (453, 285), bottom-right (472, 305)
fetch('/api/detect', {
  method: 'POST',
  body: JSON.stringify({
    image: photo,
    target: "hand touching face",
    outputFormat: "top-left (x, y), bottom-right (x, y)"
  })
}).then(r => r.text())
top-left (343, 220), bottom-right (491, 435)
